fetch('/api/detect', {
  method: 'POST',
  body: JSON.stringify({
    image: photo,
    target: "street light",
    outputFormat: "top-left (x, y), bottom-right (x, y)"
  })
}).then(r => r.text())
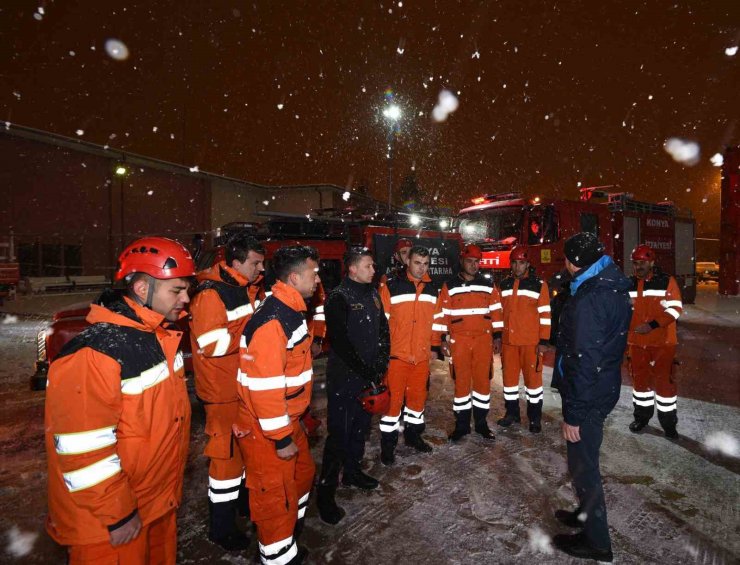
top-left (382, 103), bottom-right (402, 212)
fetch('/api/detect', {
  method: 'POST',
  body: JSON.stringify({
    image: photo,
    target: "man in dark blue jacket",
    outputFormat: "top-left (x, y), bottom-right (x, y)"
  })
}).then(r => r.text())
top-left (316, 247), bottom-right (390, 525)
top-left (552, 232), bottom-right (631, 563)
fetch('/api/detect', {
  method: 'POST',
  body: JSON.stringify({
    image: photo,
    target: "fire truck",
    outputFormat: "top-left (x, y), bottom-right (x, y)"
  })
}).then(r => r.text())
top-left (0, 234), bottom-right (20, 304)
top-left (31, 213), bottom-right (462, 390)
top-left (455, 188), bottom-right (696, 303)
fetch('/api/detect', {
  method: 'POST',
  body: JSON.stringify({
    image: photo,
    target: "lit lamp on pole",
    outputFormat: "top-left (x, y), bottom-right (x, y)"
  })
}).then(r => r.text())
top-left (382, 104), bottom-right (402, 212)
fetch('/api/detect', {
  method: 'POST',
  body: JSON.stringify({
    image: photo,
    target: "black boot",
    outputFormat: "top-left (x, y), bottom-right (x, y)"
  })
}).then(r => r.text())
top-left (553, 532), bottom-right (613, 562)
top-left (342, 469), bottom-right (379, 490)
top-left (208, 500), bottom-right (250, 551)
top-left (404, 429), bottom-right (433, 453)
top-left (473, 406), bottom-right (495, 440)
top-left (448, 409), bottom-right (471, 442)
top-left (380, 436), bottom-right (396, 466)
top-left (317, 485), bottom-right (345, 525)
top-left (628, 419), bottom-right (649, 433)
top-left (526, 398), bottom-right (543, 434)
top-left (236, 481), bottom-right (250, 519)
top-left (497, 399), bottom-right (521, 427)
top-left (658, 409), bottom-right (679, 439)
top-left (554, 508), bottom-right (584, 528)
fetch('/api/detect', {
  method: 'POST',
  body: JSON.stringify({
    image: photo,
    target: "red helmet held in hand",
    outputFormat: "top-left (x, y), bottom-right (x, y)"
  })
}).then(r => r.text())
top-left (115, 237), bottom-right (196, 282)
top-left (394, 238), bottom-right (413, 253)
top-left (510, 245), bottom-right (528, 262)
top-left (358, 383), bottom-right (391, 415)
top-left (631, 244), bottom-right (656, 262)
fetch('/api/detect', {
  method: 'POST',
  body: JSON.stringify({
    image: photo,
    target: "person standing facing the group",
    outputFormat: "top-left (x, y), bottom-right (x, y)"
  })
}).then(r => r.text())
top-left (494, 245), bottom-right (551, 433)
top-left (378, 245), bottom-right (440, 464)
top-left (317, 247), bottom-right (390, 524)
top-left (433, 244), bottom-right (499, 441)
top-left (189, 233), bottom-right (265, 550)
top-left (552, 232), bottom-right (631, 562)
top-left (45, 237), bottom-right (195, 564)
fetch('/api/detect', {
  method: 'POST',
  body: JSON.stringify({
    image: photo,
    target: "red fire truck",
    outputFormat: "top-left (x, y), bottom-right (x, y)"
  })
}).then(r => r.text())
top-left (456, 188), bottom-right (696, 303)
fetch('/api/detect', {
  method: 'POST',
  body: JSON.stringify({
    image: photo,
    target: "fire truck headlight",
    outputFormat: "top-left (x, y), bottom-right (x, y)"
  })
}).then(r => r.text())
top-left (439, 219), bottom-right (449, 229)
top-left (410, 214), bottom-right (421, 226)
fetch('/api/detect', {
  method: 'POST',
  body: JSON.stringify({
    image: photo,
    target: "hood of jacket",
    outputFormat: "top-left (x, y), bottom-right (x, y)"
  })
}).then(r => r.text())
top-left (570, 255), bottom-right (631, 295)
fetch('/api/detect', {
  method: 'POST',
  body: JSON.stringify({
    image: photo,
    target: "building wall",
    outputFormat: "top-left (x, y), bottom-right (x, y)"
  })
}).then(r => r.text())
top-left (0, 134), bottom-right (211, 276)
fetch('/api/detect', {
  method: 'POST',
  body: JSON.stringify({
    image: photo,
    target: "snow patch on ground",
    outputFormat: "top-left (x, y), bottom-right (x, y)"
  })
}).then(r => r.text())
top-left (704, 431), bottom-right (739, 458)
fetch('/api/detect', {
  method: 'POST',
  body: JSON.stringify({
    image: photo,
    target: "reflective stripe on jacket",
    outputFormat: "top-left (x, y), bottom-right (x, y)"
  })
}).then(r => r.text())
top-left (432, 273), bottom-right (501, 344)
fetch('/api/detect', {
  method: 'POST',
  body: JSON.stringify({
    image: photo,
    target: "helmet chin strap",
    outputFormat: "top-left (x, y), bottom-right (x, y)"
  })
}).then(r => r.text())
top-left (144, 278), bottom-right (157, 310)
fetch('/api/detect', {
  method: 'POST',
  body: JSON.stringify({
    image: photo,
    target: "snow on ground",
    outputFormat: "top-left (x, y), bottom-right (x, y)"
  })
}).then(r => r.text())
top-left (0, 289), bottom-right (738, 563)
top-left (682, 283), bottom-right (740, 328)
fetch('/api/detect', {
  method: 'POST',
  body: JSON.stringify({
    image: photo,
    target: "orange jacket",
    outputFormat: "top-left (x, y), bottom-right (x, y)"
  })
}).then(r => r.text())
top-left (308, 281), bottom-right (326, 339)
top-left (496, 271), bottom-right (551, 345)
top-left (236, 281), bottom-right (313, 447)
top-left (45, 292), bottom-right (190, 546)
top-left (379, 271), bottom-right (441, 364)
top-left (628, 269), bottom-right (682, 347)
top-left (432, 273), bottom-right (502, 345)
top-left (189, 262), bottom-right (263, 403)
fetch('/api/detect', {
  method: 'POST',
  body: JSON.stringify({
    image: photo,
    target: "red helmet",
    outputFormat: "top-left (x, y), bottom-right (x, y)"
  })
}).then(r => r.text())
top-left (394, 238), bottom-right (413, 253)
top-left (358, 383), bottom-right (391, 415)
top-left (461, 244), bottom-right (483, 260)
top-left (631, 244), bottom-right (656, 262)
top-left (115, 237), bottom-right (196, 282)
top-left (510, 245), bottom-right (528, 262)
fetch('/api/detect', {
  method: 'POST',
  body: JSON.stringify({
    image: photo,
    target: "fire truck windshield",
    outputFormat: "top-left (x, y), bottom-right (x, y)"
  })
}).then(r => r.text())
top-left (458, 207), bottom-right (522, 242)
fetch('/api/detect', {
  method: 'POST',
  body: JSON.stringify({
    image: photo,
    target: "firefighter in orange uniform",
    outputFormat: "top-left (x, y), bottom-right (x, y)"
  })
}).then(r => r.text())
top-left (234, 246), bottom-right (320, 565)
top-left (433, 244), bottom-right (499, 441)
top-left (627, 244), bottom-right (683, 438)
top-left (378, 245), bottom-right (441, 464)
top-left (494, 245), bottom-right (551, 433)
top-left (189, 233), bottom-right (265, 550)
top-left (45, 237), bottom-right (195, 564)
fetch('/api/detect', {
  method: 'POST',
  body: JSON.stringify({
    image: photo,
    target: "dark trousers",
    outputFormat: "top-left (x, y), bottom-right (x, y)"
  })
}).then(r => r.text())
top-left (319, 372), bottom-right (371, 486)
top-left (566, 408), bottom-right (611, 550)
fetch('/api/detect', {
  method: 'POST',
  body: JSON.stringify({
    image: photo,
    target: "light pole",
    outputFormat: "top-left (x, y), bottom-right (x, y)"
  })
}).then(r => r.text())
top-left (383, 104), bottom-right (401, 212)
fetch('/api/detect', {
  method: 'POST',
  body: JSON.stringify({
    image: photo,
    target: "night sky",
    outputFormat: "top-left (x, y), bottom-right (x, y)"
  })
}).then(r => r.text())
top-left (2, 1), bottom-right (738, 235)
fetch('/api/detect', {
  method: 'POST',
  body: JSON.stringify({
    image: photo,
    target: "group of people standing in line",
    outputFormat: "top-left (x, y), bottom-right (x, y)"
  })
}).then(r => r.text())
top-left (44, 228), bottom-right (683, 564)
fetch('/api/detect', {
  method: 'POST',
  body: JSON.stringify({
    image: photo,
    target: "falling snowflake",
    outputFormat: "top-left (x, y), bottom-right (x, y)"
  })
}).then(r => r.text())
top-left (663, 138), bottom-right (700, 166)
top-left (725, 46), bottom-right (738, 56)
top-left (277, 103), bottom-right (284, 110)
top-left (104, 38), bottom-right (130, 61)
top-left (705, 431), bottom-right (739, 457)
top-left (189, 165), bottom-right (199, 173)
top-left (75, 129), bottom-right (84, 136)
top-left (710, 153), bottom-right (723, 167)
top-left (342, 191), bottom-right (351, 201)
top-left (6, 526), bottom-right (38, 557)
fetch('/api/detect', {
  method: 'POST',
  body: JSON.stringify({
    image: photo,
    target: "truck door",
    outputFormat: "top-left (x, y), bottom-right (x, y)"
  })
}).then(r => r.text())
top-left (622, 216), bottom-right (640, 276)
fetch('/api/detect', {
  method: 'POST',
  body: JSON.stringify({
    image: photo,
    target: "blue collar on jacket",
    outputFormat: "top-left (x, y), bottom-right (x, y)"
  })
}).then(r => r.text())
top-left (570, 255), bottom-right (613, 295)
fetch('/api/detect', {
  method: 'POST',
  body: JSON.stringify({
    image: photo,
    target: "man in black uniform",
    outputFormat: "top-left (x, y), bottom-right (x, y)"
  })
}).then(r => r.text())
top-left (317, 248), bottom-right (390, 525)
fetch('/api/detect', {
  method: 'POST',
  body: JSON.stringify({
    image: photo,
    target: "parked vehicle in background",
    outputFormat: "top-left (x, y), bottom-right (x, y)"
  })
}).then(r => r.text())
top-left (695, 261), bottom-right (720, 283)
top-left (455, 187), bottom-right (697, 303)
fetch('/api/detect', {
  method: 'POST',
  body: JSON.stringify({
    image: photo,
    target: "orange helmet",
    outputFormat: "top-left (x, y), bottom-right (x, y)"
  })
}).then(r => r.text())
top-left (358, 383), bottom-right (391, 415)
top-left (631, 244), bottom-right (656, 262)
top-left (461, 244), bottom-right (483, 260)
top-left (509, 245), bottom-right (528, 262)
top-left (115, 237), bottom-right (196, 282)
top-left (394, 238), bottom-right (413, 253)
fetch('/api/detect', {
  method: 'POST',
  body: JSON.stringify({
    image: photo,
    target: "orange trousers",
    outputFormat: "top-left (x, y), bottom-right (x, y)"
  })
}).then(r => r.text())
top-left (501, 343), bottom-right (543, 407)
top-left (238, 418), bottom-right (314, 565)
top-left (67, 510), bottom-right (176, 565)
top-left (204, 401), bottom-right (244, 502)
top-left (449, 334), bottom-right (492, 412)
top-left (629, 344), bottom-right (678, 420)
top-left (379, 359), bottom-right (430, 436)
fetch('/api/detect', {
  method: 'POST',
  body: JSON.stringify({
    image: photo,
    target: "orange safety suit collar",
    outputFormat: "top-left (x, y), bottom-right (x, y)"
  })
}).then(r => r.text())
top-left (270, 280), bottom-right (308, 313)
